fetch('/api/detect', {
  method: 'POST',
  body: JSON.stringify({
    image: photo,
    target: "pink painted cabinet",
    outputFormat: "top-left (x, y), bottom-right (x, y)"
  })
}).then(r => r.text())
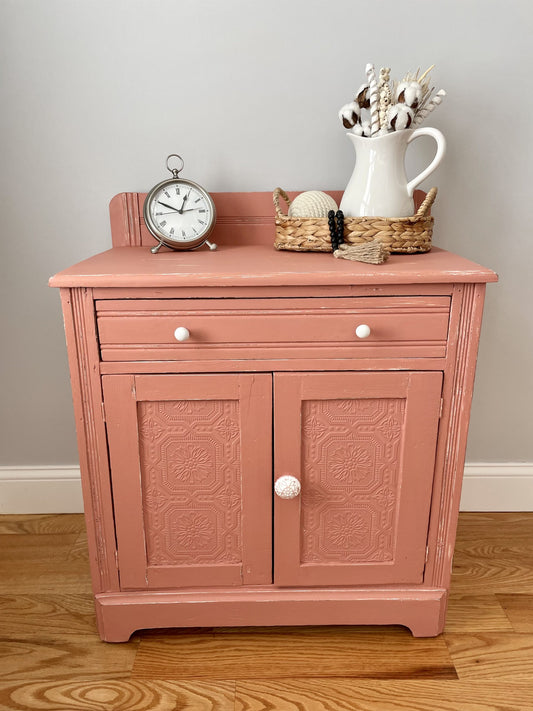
top-left (49, 191), bottom-right (497, 641)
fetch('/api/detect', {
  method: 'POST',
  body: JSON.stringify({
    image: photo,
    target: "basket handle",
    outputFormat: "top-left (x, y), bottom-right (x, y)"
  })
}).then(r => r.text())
top-left (273, 188), bottom-right (292, 219)
top-left (415, 187), bottom-right (438, 217)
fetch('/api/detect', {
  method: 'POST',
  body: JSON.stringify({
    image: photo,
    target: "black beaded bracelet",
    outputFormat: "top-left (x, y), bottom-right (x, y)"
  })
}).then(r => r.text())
top-left (336, 210), bottom-right (344, 247)
top-left (328, 209), bottom-right (345, 253)
top-left (327, 210), bottom-right (338, 251)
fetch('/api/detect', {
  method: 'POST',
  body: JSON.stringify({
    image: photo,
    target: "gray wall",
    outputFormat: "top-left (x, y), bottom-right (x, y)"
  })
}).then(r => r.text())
top-left (1, 0), bottom-right (531, 466)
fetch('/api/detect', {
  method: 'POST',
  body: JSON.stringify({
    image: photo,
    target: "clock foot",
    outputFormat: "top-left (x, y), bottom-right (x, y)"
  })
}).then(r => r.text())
top-left (205, 240), bottom-right (217, 251)
top-left (151, 242), bottom-right (165, 254)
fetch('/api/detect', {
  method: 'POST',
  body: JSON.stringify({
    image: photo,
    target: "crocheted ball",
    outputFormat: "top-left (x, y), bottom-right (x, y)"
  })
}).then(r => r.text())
top-left (288, 191), bottom-right (338, 218)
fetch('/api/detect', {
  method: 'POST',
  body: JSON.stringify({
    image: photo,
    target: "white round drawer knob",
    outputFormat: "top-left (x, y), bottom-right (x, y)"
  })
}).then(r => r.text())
top-left (274, 475), bottom-right (301, 500)
top-left (355, 324), bottom-right (371, 339)
top-left (174, 327), bottom-right (190, 342)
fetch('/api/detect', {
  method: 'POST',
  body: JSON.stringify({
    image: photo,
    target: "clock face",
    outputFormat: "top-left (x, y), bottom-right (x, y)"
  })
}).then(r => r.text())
top-left (145, 179), bottom-right (215, 247)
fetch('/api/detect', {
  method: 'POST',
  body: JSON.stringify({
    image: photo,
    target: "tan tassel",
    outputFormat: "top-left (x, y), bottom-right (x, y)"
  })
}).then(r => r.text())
top-left (333, 242), bottom-right (389, 264)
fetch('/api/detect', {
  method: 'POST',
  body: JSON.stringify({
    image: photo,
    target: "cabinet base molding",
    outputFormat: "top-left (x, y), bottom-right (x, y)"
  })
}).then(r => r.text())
top-left (95, 588), bottom-right (447, 642)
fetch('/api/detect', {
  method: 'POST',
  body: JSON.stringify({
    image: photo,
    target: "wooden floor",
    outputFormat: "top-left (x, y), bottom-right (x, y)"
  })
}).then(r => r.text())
top-left (0, 513), bottom-right (532, 710)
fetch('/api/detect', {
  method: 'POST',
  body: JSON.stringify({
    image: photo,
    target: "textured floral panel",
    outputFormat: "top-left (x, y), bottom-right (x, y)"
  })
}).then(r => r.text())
top-left (138, 400), bottom-right (242, 566)
top-left (301, 398), bottom-right (405, 564)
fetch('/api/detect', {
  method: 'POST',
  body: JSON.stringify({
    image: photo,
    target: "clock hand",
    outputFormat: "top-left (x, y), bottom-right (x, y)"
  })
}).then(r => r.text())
top-left (178, 192), bottom-right (190, 214)
top-left (157, 200), bottom-right (180, 212)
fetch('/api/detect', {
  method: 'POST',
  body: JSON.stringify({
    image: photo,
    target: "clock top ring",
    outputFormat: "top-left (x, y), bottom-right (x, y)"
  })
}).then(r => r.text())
top-left (166, 153), bottom-right (185, 177)
top-left (144, 154), bottom-right (217, 253)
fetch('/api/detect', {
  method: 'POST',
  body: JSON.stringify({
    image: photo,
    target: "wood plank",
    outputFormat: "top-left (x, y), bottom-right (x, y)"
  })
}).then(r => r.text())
top-left (235, 679), bottom-right (533, 711)
top-left (445, 595), bottom-right (513, 633)
top-left (455, 512), bottom-right (533, 542)
top-left (0, 514), bottom-right (85, 535)
top-left (450, 550), bottom-right (533, 594)
top-left (445, 633), bottom-right (533, 680)
top-left (66, 530), bottom-right (89, 563)
top-left (0, 533), bottom-right (92, 594)
top-left (0, 571), bottom-right (92, 595)
top-left (0, 566), bottom-right (92, 594)
top-left (497, 595), bottom-right (533, 633)
top-left (454, 539), bottom-right (533, 558)
top-left (450, 512), bottom-right (533, 594)
top-left (132, 626), bottom-right (456, 680)
top-left (0, 636), bottom-right (138, 682)
top-left (0, 533), bottom-right (78, 562)
top-left (0, 595), bottom-right (97, 637)
top-left (0, 679), bottom-right (235, 710)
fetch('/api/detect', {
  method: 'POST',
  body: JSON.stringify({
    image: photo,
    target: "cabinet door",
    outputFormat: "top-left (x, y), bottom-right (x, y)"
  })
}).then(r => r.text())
top-left (102, 373), bottom-right (272, 589)
top-left (274, 371), bottom-right (442, 586)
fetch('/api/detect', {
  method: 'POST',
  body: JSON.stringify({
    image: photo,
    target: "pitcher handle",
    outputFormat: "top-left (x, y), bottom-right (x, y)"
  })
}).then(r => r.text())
top-left (406, 127), bottom-right (446, 196)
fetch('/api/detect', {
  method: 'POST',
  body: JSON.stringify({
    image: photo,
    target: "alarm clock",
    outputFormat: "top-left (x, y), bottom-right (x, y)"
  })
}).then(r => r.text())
top-left (143, 154), bottom-right (217, 253)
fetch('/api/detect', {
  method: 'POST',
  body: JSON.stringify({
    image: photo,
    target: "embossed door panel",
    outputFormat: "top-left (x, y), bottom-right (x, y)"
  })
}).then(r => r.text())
top-left (102, 373), bottom-right (272, 589)
top-left (274, 371), bottom-right (443, 586)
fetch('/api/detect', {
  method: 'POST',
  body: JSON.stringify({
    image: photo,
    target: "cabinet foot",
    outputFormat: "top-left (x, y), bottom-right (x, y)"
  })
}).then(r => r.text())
top-left (95, 600), bottom-right (136, 643)
top-left (406, 597), bottom-right (448, 637)
top-left (407, 618), bottom-right (446, 637)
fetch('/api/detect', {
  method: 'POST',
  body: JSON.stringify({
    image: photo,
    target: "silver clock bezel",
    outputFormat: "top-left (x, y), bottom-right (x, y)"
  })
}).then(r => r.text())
top-left (143, 177), bottom-right (217, 251)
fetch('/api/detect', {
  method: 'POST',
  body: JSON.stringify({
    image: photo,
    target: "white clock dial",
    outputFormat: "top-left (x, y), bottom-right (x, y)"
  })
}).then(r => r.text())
top-left (149, 184), bottom-right (212, 243)
top-left (144, 165), bottom-right (217, 252)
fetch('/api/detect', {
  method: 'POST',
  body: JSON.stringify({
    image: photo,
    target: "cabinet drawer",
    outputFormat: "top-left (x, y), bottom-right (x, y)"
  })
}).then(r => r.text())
top-left (96, 296), bottom-right (450, 361)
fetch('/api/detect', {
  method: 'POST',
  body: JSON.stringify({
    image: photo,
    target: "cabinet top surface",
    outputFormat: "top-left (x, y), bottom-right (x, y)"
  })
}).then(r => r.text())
top-left (49, 244), bottom-right (497, 289)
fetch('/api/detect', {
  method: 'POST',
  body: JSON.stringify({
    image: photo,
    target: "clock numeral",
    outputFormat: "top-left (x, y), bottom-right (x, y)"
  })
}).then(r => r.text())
top-left (192, 227), bottom-right (198, 235)
top-left (170, 228), bottom-right (175, 235)
top-left (164, 190), bottom-right (171, 198)
top-left (199, 209), bottom-right (206, 213)
top-left (160, 220), bottom-right (167, 227)
top-left (175, 187), bottom-right (180, 195)
top-left (182, 230), bottom-right (186, 237)
top-left (194, 197), bottom-right (202, 203)
top-left (198, 219), bottom-right (205, 225)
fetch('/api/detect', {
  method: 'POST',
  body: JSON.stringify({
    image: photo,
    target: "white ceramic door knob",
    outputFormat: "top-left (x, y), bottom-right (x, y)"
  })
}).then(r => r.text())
top-left (174, 327), bottom-right (190, 342)
top-left (355, 324), bottom-right (371, 339)
top-left (274, 475), bottom-right (301, 499)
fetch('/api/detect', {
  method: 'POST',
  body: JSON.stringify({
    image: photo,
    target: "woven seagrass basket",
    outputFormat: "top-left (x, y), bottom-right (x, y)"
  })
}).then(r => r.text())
top-left (273, 187), bottom-right (437, 254)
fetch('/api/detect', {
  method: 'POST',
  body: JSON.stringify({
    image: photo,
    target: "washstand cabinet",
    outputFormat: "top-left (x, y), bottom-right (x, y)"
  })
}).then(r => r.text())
top-left (50, 191), bottom-right (497, 642)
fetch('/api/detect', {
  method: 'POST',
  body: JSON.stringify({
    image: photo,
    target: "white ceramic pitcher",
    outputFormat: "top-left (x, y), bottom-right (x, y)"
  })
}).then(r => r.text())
top-left (339, 127), bottom-right (446, 218)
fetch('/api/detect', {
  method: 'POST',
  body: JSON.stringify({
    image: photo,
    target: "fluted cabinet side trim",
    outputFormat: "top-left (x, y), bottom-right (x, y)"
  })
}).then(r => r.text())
top-left (431, 283), bottom-right (486, 588)
top-left (60, 287), bottom-right (119, 592)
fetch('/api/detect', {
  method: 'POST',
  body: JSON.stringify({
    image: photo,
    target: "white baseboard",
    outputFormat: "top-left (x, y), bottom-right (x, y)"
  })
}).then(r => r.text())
top-left (0, 467), bottom-right (84, 514)
top-left (0, 463), bottom-right (532, 514)
top-left (459, 463), bottom-right (533, 512)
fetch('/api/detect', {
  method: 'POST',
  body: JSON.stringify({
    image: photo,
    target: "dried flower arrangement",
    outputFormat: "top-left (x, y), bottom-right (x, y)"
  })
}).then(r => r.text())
top-left (339, 64), bottom-right (446, 137)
